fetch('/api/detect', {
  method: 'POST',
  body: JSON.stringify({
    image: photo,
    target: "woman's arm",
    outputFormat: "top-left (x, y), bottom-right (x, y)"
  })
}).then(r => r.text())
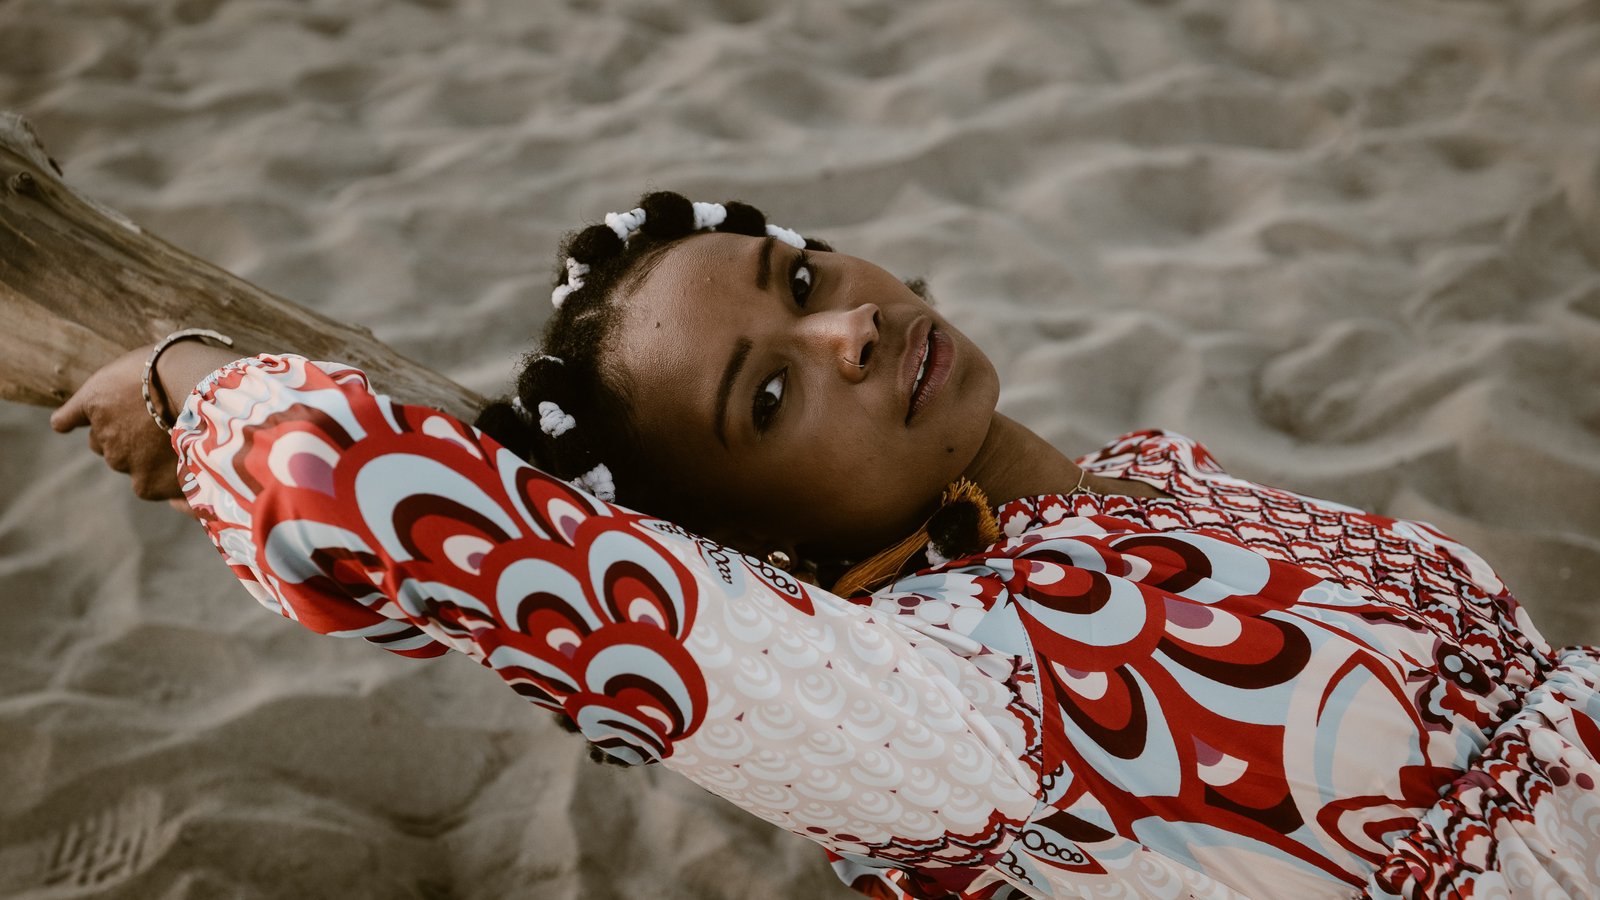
top-left (167, 352), bottom-right (1038, 896)
top-left (155, 341), bottom-right (250, 421)
top-left (49, 339), bottom-right (247, 502)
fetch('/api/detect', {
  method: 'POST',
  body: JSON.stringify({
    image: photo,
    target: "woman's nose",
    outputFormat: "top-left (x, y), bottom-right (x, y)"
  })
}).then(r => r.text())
top-left (801, 303), bottom-right (880, 382)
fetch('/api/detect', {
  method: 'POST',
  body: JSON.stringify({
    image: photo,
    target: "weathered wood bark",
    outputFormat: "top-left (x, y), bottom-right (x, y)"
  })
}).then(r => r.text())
top-left (0, 111), bottom-right (482, 418)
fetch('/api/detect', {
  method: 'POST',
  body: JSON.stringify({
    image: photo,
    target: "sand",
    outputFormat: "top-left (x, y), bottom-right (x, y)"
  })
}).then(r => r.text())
top-left (1, 0), bottom-right (1598, 897)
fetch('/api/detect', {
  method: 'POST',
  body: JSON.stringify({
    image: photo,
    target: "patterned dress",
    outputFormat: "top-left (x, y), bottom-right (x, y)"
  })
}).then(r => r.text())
top-left (172, 354), bottom-right (1600, 899)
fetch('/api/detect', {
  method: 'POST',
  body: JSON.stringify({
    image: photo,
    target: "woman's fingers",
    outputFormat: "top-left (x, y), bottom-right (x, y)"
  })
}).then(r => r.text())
top-left (51, 345), bottom-right (190, 503)
top-left (49, 388), bottom-right (91, 433)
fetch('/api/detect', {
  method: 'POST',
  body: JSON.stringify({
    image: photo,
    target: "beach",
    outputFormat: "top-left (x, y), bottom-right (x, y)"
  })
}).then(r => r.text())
top-left (1, 0), bottom-right (1598, 896)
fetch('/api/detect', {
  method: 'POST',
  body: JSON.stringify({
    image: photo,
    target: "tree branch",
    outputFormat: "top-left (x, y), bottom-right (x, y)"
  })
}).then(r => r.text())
top-left (0, 110), bottom-right (482, 419)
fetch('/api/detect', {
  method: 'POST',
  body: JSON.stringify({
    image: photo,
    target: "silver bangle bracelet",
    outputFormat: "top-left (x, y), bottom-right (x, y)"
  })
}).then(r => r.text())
top-left (142, 328), bottom-right (236, 435)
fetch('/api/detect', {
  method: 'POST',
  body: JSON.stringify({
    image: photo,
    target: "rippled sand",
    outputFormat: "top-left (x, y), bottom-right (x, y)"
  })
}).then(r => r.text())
top-left (2, 0), bottom-right (1597, 896)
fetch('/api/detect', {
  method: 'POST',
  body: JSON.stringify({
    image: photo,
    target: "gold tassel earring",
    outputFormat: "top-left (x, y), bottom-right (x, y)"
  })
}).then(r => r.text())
top-left (832, 478), bottom-right (1000, 597)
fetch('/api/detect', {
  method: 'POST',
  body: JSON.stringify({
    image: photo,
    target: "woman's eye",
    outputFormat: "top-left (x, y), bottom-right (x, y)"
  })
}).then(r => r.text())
top-left (789, 254), bottom-right (813, 306)
top-left (753, 370), bottom-right (785, 432)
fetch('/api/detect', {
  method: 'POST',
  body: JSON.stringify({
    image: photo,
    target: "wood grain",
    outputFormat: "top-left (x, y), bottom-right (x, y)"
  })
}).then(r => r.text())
top-left (0, 111), bottom-right (481, 418)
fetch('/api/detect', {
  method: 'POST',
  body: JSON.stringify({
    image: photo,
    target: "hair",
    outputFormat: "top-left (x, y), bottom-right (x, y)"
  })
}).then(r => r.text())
top-left (474, 191), bottom-right (837, 765)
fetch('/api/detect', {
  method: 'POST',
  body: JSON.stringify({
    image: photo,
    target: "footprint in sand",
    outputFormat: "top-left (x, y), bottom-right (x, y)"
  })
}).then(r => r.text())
top-left (0, 788), bottom-right (181, 898)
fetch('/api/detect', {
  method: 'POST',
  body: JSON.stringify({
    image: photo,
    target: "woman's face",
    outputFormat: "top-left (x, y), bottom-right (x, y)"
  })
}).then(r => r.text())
top-left (609, 231), bottom-right (1000, 556)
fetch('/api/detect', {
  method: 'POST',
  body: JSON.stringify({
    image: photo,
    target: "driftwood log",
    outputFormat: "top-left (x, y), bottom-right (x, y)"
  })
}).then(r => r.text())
top-left (0, 111), bottom-right (481, 418)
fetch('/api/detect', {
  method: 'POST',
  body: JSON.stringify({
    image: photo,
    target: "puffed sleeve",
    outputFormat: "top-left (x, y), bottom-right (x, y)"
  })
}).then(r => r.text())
top-left (171, 354), bottom-right (1039, 897)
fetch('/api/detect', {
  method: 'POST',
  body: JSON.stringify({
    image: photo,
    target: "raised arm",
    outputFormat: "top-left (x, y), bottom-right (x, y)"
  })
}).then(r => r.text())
top-left (170, 352), bottom-right (1039, 896)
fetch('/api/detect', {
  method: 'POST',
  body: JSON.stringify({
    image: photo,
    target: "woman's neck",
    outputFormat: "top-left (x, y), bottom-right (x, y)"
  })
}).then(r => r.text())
top-left (962, 413), bottom-right (1085, 506)
top-left (964, 414), bottom-right (1171, 505)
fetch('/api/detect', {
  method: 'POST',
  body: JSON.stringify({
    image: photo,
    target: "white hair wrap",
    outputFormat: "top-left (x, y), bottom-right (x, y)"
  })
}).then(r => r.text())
top-left (692, 202), bottom-right (727, 230)
top-left (550, 258), bottom-right (590, 309)
top-left (605, 207), bottom-right (648, 242)
top-left (537, 401), bottom-right (576, 437)
top-left (553, 199), bottom-right (809, 309)
top-left (573, 464), bottom-right (616, 503)
top-left (510, 395), bottom-right (533, 422)
top-left (766, 223), bottom-right (806, 249)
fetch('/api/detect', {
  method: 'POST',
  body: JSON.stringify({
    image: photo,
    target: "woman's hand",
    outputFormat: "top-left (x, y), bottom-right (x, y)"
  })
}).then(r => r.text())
top-left (50, 340), bottom-right (246, 503)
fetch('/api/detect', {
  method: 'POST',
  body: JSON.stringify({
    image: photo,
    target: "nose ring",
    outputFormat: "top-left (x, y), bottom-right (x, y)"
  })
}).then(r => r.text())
top-left (843, 356), bottom-right (865, 369)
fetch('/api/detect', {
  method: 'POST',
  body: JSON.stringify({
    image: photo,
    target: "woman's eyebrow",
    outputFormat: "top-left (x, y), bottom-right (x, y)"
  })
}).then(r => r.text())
top-left (754, 235), bottom-right (777, 290)
top-left (713, 337), bottom-right (753, 448)
top-left (710, 236), bottom-right (782, 447)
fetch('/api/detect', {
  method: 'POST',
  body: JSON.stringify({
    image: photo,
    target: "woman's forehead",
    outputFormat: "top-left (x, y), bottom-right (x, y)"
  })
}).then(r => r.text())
top-left (612, 235), bottom-right (764, 429)
top-left (620, 235), bottom-right (756, 330)
top-left (632, 231), bottom-right (759, 289)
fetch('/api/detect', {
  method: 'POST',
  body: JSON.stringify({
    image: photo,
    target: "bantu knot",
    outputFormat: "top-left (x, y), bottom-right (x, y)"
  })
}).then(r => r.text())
top-left (475, 399), bottom-right (534, 460)
top-left (516, 355), bottom-right (571, 412)
top-left (638, 191), bottom-right (695, 239)
top-left (567, 223), bottom-right (624, 266)
top-left (805, 237), bottom-right (833, 252)
top-left (719, 201), bottom-right (766, 237)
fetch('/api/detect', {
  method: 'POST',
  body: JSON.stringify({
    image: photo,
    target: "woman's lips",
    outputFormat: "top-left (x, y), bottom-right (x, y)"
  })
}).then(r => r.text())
top-left (905, 326), bottom-right (953, 424)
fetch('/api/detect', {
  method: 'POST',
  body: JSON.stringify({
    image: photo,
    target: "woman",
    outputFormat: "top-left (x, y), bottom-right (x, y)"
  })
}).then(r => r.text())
top-left (52, 191), bottom-right (1600, 899)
